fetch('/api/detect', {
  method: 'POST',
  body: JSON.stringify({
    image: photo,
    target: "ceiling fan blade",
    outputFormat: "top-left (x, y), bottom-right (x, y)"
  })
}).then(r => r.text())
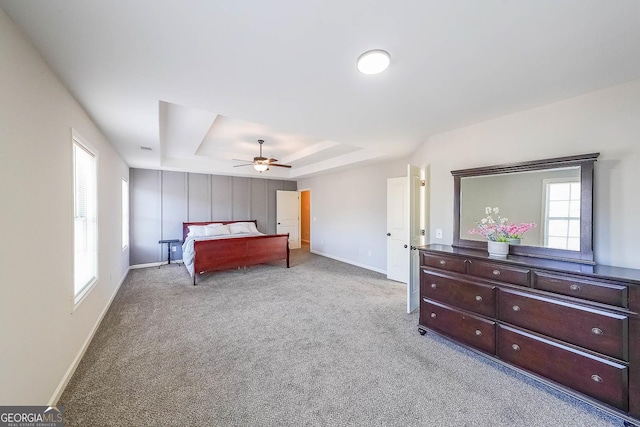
top-left (269, 163), bottom-right (292, 168)
top-left (266, 158), bottom-right (279, 163)
top-left (233, 164), bottom-right (253, 167)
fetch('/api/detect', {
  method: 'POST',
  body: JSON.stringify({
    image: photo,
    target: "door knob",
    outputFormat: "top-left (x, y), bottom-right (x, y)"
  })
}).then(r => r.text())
top-left (404, 244), bottom-right (408, 248)
top-left (387, 233), bottom-right (391, 236)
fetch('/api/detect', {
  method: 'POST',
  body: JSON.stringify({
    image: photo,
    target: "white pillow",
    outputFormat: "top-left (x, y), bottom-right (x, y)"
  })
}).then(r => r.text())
top-left (187, 225), bottom-right (207, 238)
top-left (232, 221), bottom-right (258, 233)
top-left (205, 224), bottom-right (230, 236)
top-left (229, 223), bottom-right (252, 234)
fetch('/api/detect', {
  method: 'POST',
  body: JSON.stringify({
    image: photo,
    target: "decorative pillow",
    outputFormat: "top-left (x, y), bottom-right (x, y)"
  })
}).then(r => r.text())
top-left (229, 223), bottom-right (252, 234)
top-left (205, 224), bottom-right (230, 236)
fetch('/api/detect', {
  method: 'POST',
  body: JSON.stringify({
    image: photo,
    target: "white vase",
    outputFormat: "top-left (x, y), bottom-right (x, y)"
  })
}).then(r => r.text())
top-left (487, 241), bottom-right (509, 257)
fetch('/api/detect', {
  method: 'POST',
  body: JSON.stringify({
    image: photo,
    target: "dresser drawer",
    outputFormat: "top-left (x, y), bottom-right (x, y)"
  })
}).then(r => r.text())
top-left (533, 272), bottom-right (628, 308)
top-left (497, 325), bottom-right (628, 410)
top-left (421, 253), bottom-right (467, 274)
top-left (420, 299), bottom-right (496, 354)
top-left (498, 288), bottom-right (628, 360)
top-left (421, 270), bottom-right (496, 318)
top-left (468, 260), bottom-right (530, 286)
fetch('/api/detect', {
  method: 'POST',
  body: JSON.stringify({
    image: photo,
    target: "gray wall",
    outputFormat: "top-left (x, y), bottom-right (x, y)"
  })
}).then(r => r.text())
top-left (297, 159), bottom-right (409, 273)
top-left (410, 78), bottom-right (640, 270)
top-left (130, 168), bottom-right (296, 265)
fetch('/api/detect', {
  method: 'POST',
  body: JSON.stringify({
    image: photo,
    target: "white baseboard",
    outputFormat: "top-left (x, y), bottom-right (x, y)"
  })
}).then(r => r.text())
top-left (310, 249), bottom-right (387, 275)
top-left (49, 268), bottom-right (130, 405)
top-left (130, 261), bottom-right (184, 269)
top-left (130, 261), bottom-right (161, 269)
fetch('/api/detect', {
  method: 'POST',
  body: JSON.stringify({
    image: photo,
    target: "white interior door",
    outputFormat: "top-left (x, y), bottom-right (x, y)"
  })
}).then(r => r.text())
top-left (387, 177), bottom-right (408, 283)
top-left (408, 165), bottom-right (422, 313)
top-left (277, 190), bottom-right (301, 249)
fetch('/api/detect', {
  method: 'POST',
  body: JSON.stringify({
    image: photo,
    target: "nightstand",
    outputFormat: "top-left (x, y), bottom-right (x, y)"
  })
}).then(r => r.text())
top-left (158, 239), bottom-right (181, 267)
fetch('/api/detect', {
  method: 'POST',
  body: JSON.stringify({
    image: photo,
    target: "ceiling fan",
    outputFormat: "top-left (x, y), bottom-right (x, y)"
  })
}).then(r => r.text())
top-left (233, 140), bottom-right (292, 173)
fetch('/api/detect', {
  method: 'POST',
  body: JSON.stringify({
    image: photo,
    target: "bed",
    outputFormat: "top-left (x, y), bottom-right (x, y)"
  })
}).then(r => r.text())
top-left (182, 220), bottom-right (290, 285)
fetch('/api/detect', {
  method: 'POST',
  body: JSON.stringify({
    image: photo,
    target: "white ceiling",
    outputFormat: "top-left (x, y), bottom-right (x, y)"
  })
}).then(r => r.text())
top-left (3, 0), bottom-right (640, 179)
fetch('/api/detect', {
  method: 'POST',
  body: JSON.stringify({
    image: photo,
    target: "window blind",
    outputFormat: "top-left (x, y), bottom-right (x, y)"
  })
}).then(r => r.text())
top-left (73, 140), bottom-right (97, 301)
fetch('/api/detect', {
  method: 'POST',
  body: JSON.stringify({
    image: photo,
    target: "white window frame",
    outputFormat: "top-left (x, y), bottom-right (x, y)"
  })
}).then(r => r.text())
top-left (72, 129), bottom-right (98, 309)
top-left (542, 177), bottom-right (581, 250)
top-left (122, 178), bottom-right (129, 250)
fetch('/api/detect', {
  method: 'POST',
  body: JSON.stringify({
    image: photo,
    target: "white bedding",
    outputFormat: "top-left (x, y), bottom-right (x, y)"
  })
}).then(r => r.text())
top-left (182, 232), bottom-right (264, 276)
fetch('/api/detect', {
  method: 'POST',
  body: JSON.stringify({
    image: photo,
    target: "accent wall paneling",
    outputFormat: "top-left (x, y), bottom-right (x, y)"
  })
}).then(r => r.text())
top-left (129, 168), bottom-right (297, 265)
top-left (162, 171), bottom-right (188, 257)
top-left (188, 173), bottom-right (211, 221)
top-left (232, 177), bottom-right (251, 221)
top-left (250, 178), bottom-right (268, 234)
top-left (211, 175), bottom-right (232, 220)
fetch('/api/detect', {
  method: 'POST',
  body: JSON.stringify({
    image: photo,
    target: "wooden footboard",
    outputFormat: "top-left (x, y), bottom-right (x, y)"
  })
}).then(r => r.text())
top-left (192, 234), bottom-right (290, 285)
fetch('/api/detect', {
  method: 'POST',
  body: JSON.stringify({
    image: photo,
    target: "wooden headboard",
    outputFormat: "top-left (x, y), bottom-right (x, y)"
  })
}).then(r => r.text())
top-left (182, 220), bottom-right (258, 241)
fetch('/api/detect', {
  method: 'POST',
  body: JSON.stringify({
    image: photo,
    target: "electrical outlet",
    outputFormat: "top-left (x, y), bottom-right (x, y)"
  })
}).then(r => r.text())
top-left (436, 229), bottom-right (443, 239)
top-left (172, 246), bottom-right (177, 252)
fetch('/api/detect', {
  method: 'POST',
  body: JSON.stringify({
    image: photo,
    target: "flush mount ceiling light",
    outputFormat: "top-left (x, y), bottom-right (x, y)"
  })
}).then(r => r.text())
top-left (357, 49), bottom-right (390, 75)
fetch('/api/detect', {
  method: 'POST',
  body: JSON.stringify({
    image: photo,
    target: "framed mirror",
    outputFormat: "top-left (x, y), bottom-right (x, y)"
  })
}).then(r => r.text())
top-left (452, 153), bottom-right (599, 264)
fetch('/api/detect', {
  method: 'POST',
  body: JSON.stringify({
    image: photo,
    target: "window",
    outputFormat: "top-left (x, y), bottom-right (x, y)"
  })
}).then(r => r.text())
top-left (543, 179), bottom-right (580, 251)
top-left (73, 132), bottom-right (97, 304)
top-left (122, 178), bottom-right (129, 249)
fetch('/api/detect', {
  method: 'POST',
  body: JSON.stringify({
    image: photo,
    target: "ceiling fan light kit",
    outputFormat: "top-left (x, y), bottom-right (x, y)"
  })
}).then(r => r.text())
top-left (233, 139), bottom-right (292, 173)
top-left (357, 49), bottom-right (390, 75)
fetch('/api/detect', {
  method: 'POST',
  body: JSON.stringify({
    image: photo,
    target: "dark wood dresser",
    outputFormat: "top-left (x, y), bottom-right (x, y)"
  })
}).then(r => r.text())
top-left (418, 244), bottom-right (640, 425)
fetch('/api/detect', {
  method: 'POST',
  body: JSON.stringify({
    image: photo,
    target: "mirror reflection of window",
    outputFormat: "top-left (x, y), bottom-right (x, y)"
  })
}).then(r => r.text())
top-left (460, 166), bottom-right (580, 249)
top-left (544, 179), bottom-right (581, 250)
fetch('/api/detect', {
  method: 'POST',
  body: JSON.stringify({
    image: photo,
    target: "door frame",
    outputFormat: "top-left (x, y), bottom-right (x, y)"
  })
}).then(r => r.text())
top-left (408, 165), bottom-right (426, 313)
top-left (299, 188), bottom-right (311, 247)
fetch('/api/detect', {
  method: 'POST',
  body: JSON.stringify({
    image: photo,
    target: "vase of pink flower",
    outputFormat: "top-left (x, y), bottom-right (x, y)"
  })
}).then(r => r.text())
top-left (468, 207), bottom-right (536, 256)
top-left (503, 222), bottom-right (537, 245)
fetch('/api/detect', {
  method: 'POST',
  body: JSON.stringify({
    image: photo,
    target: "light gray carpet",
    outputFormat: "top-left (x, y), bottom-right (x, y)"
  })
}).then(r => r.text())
top-left (59, 249), bottom-right (623, 426)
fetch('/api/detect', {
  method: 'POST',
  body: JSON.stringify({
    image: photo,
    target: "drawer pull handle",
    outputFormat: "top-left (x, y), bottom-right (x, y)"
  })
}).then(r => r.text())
top-left (591, 375), bottom-right (603, 383)
top-left (430, 313), bottom-right (437, 318)
top-left (475, 330), bottom-right (482, 336)
top-left (591, 327), bottom-right (603, 336)
top-left (492, 269), bottom-right (501, 276)
top-left (570, 284), bottom-right (581, 292)
top-left (475, 295), bottom-right (483, 302)
top-left (512, 344), bottom-right (520, 351)
top-left (512, 305), bottom-right (520, 312)
top-left (439, 260), bottom-right (446, 266)
top-left (431, 283), bottom-right (437, 289)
